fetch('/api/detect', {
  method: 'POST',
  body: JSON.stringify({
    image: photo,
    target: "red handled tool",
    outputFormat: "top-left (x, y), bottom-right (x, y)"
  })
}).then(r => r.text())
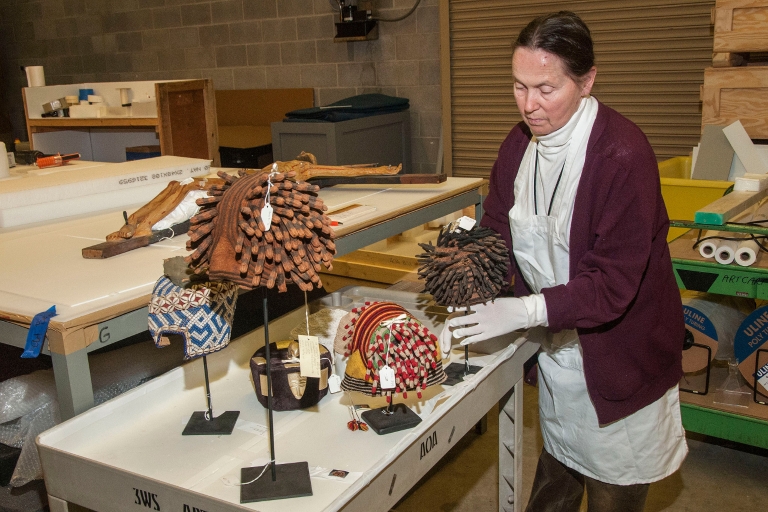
top-left (36, 152), bottom-right (81, 169)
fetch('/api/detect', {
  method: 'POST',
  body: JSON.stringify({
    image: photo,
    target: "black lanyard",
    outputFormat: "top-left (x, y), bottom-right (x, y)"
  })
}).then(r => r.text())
top-left (533, 146), bottom-right (566, 216)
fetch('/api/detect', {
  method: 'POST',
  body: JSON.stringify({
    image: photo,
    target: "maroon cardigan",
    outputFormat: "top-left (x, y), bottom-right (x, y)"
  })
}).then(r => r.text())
top-left (481, 101), bottom-right (684, 425)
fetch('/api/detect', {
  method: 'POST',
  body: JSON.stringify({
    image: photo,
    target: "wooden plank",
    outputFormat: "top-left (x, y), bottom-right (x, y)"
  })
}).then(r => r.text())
top-left (306, 173), bottom-right (445, 188)
top-left (714, 30), bottom-right (768, 52)
top-left (694, 189), bottom-right (768, 224)
top-left (81, 236), bottom-right (150, 259)
top-left (26, 118), bottom-right (159, 128)
top-left (712, 52), bottom-right (746, 67)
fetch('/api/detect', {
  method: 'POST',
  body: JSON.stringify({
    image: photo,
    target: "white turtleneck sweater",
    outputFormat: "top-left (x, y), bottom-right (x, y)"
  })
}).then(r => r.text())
top-left (517, 97), bottom-right (598, 328)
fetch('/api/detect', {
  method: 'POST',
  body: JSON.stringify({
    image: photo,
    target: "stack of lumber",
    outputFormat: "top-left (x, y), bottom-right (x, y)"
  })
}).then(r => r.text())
top-left (702, 0), bottom-right (768, 138)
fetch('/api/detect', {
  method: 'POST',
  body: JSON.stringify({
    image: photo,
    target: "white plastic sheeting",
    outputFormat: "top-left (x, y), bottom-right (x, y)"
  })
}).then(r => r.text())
top-left (0, 338), bottom-right (185, 486)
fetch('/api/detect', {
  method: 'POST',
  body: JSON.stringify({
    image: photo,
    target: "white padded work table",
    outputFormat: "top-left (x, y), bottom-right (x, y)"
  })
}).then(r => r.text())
top-left (0, 177), bottom-right (486, 419)
top-left (38, 287), bottom-right (539, 512)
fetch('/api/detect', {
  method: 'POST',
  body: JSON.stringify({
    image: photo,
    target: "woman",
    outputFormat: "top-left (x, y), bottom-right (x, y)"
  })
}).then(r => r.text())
top-left (445, 11), bottom-right (688, 512)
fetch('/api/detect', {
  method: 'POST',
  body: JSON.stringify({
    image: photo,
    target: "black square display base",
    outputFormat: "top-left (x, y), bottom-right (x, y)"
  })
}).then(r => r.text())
top-left (442, 362), bottom-right (483, 387)
top-left (240, 461), bottom-right (313, 503)
top-left (361, 403), bottom-right (421, 435)
top-left (182, 410), bottom-right (240, 436)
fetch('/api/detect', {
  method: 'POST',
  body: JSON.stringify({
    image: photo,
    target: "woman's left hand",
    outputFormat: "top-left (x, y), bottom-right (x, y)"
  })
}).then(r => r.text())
top-left (448, 298), bottom-right (531, 345)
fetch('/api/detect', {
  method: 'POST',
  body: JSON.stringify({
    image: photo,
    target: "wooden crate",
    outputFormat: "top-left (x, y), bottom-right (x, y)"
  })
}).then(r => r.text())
top-left (701, 66), bottom-right (768, 138)
top-left (712, 0), bottom-right (768, 66)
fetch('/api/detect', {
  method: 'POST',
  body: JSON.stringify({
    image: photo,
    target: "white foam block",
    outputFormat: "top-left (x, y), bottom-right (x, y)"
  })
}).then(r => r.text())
top-left (0, 156), bottom-right (212, 227)
top-left (68, 104), bottom-right (101, 118)
top-left (723, 120), bottom-right (768, 175)
top-left (735, 173), bottom-right (768, 192)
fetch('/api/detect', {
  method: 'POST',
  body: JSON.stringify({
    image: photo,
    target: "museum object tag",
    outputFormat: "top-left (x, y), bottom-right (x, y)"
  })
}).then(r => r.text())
top-left (328, 374), bottom-right (342, 393)
top-left (261, 166), bottom-right (277, 231)
top-left (298, 334), bottom-right (321, 378)
top-left (453, 216), bottom-right (476, 231)
top-left (379, 366), bottom-right (396, 389)
top-left (261, 203), bottom-right (273, 231)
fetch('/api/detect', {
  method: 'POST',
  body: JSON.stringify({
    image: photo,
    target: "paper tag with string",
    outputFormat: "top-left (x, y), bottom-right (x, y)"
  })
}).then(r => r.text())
top-left (451, 215), bottom-right (476, 232)
top-left (328, 373), bottom-right (342, 393)
top-left (261, 164), bottom-right (277, 231)
top-left (379, 366), bottom-right (395, 390)
top-left (298, 335), bottom-right (321, 378)
top-left (261, 203), bottom-right (273, 230)
top-left (378, 314), bottom-right (407, 390)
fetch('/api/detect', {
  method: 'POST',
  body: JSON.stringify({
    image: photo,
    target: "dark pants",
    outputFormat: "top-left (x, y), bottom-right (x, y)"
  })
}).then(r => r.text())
top-left (525, 449), bottom-right (650, 512)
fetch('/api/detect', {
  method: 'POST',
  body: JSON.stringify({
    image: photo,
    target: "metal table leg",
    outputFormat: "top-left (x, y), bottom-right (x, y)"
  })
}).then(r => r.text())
top-left (499, 380), bottom-right (523, 512)
top-left (51, 348), bottom-right (94, 420)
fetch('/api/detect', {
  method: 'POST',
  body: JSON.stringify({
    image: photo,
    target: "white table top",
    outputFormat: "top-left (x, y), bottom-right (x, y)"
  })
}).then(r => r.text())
top-left (0, 177), bottom-right (484, 328)
top-left (37, 287), bottom-right (528, 512)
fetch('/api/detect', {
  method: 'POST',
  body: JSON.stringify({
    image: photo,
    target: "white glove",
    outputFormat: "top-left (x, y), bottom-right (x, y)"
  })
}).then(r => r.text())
top-left (438, 311), bottom-right (464, 358)
top-left (448, 296), bottom-right (544, 346)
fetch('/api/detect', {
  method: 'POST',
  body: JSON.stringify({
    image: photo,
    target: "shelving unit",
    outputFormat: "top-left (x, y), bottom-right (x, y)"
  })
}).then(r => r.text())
top-left (669, 221), bottom-right (768, 449)
top-left (22, 79), bottom-right (219, 165)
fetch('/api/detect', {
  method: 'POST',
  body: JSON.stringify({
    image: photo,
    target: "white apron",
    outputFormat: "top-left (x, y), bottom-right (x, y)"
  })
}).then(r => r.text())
top-left (509, 98), bottom-right (687, 485)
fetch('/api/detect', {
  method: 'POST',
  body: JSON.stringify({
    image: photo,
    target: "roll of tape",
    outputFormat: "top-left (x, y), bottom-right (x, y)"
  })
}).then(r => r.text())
top-left (735, 239), bottom-right (760, 267)
top-left (698, 230), bottom-right (718, 259)
top-left (715, 239), bottom-right (739, 265)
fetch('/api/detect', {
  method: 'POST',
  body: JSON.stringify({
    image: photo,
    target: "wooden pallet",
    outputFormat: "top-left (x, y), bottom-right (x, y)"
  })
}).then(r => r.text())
top-left (701, 66), bottom-right (768, 138)
top-left (712, 0), bottom-right (768, 66)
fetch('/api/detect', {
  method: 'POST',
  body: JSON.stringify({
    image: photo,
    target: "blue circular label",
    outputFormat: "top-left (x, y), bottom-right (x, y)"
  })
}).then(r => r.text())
top-left (683, 306), bottom-right (718, 341)
top-left (733, 305), bottom-right (768, 364)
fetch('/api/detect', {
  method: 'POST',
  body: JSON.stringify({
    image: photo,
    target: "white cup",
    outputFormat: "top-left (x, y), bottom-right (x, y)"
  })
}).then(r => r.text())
top-left (24, 66), bottom-right (45, 87)
top-left (0, 142), bottom-right (10, 178)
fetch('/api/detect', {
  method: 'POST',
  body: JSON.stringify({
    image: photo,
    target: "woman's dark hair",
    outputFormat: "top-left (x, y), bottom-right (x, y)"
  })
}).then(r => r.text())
top-left (513, 11), bottom-right (594, 78)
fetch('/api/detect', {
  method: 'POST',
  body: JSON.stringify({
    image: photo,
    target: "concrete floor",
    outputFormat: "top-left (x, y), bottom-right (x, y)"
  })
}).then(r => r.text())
top-left (5, 368), bottom-right (768, 512)
top-left (391, 383), bottom-right (768, 512)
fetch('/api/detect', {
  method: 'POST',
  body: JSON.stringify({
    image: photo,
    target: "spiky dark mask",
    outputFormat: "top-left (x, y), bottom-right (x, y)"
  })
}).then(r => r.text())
top-left (417, 225), bottom-right (508, 307)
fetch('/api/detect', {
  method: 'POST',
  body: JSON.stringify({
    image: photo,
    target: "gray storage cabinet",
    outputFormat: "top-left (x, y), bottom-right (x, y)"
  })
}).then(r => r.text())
top-left (271, 110), bottom-right (412, 173)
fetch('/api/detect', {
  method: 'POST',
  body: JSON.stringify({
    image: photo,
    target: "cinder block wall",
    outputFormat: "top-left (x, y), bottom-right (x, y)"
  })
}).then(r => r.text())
top-left (0, 0), bottom-right (441, 173)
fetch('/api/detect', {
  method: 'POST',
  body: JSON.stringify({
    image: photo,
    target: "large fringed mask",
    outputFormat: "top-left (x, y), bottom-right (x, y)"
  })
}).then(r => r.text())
top-left (148, 276), bottom-right (238, 359)
top-left (185, 170), bottom-right (335, 292)
top-left (336, 302), bottom-right (446, 399)
top-left (417, 224), bottom-right (509, 307)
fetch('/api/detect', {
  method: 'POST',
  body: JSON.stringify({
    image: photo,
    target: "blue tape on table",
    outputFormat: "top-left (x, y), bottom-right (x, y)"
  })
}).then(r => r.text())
top-left (20, 305), bottom-right (57, 358)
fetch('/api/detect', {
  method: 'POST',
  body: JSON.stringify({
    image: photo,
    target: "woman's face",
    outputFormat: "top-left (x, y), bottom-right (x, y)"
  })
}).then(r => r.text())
top-left (512, 47), bottom-right (596, 137)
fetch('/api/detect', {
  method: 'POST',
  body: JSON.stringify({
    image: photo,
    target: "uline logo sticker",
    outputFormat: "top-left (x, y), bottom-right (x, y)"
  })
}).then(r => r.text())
top-left (183, 506), bottom-right (208, 512)
top-left (133, 487), bottom-right (160, 510)
top-left (757, 362), bottom-right (768, 390)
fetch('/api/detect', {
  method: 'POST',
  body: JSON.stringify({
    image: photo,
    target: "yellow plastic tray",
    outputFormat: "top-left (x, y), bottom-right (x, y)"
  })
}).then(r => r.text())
top-left (659, 156), bottom-right (732, 241)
